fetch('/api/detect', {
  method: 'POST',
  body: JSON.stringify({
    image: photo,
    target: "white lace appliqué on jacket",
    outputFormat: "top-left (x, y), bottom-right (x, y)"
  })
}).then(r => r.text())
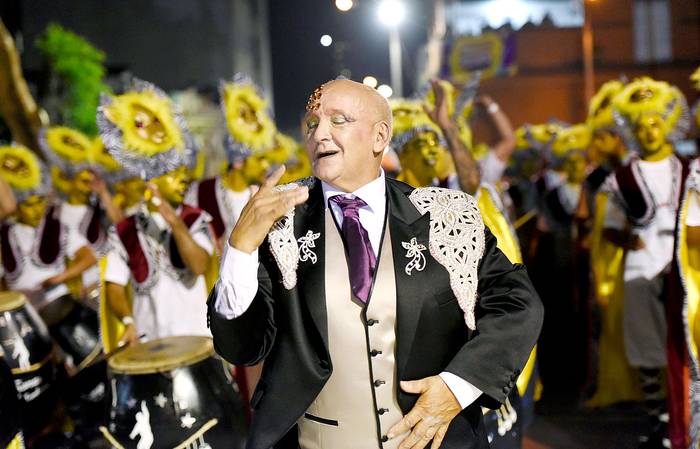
top-left (409, 187), bottom-right (485, 330)
top-left (267, 178), bottom-right (316, 289)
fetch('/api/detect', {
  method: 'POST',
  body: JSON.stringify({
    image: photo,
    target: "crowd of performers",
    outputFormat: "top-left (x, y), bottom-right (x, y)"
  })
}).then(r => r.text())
top-left (1, 66), bottom-right (700, 449)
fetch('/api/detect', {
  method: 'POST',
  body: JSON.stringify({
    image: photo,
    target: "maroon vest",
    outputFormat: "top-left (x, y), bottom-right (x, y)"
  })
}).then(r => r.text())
top-left (0, 206), bottom-right (62, 275)
top-left (196, 178), bottom-right (226, 240)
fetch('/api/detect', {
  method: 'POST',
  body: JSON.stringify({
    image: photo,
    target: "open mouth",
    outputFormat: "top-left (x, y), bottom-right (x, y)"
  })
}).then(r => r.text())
top-left (316, 149), bottom-right (339, 160)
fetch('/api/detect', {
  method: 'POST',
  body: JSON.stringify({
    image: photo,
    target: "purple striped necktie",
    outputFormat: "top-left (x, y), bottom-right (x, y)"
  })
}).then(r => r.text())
top-left (330, 195), bottom-right (377, 303)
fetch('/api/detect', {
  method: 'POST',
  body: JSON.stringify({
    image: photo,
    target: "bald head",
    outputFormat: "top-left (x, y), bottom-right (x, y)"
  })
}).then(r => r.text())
top-left (303, 79), bottom-right (393, 192)
top-left (308, 79), bottom-right (392, 132)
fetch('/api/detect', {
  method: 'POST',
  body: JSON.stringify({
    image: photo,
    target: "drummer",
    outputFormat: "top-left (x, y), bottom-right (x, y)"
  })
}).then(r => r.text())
top-left (98, 79), bottom-right (214, 348)
top-left (0, 144), bottom-right (97, 325)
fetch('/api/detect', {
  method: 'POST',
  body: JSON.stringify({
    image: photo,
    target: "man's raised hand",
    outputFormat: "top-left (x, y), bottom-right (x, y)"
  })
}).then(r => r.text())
top-left (229, 166), bottom-right (309, 254)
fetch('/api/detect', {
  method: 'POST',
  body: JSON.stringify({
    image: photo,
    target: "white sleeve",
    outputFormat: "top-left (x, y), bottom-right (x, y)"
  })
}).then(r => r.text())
top-left (686, 192), bottom-right (700, 227)
top-left (103, 231), bottom-right (130, 286)
top-left (603, 195), bottom-right (627, 230)
top-left (213, 241), bottom-right (260, 319)
top-left (439, 372), bottom-right (483, 410)
top-left (478, 151), bottom-right (507, 185)
top-left (65, 228), bottom-right (90, 258)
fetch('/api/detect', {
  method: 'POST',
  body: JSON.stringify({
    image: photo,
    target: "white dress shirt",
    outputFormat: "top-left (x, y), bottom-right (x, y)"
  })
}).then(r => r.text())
top-left (214, 171), bottom-right (483, 409)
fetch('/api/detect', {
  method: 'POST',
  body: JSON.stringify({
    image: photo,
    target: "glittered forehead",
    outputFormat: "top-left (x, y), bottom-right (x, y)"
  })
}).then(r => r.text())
top-left (306, 84), bottom-right (325, 112)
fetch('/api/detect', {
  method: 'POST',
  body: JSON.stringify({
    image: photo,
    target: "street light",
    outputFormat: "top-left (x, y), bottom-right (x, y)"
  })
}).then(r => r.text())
top-left (377, 84), bottom-right (393, 98)
top-left (335, 0), bottom-right (354, 12)
top-left (320, 34), bottom-right (333, 47)
top-left (377, 0), bottom-right (406, 97)
top-left (363, 76), bottom-right (378, 88)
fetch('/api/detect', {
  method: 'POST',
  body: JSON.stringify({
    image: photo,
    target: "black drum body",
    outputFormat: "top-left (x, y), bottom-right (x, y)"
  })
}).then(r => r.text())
top-left (0, 294), bottom-right (57, 438)
top-left (103, 337), bottom-right (247, 449)
top-left (0, 357), bottom-right (23, 448)
top-left (483, 389), bottom-right (523, 449)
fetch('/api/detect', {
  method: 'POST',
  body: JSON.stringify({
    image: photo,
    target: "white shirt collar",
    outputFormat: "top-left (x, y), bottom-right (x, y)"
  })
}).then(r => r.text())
top-left (321, 169), bottom-right (386, 212)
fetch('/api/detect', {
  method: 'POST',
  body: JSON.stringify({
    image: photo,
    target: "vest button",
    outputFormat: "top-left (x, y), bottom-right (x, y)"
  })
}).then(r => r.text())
top-left (367, 319), bottom-right (378, 326)
top-left (378, 408), bottom-right (389, 415)
top-left (374, 379), bottom-right (386, 387)
top-left (370, 350), bottom-right (383, 357)
top-left (381, 436), bottom-right (389, 443)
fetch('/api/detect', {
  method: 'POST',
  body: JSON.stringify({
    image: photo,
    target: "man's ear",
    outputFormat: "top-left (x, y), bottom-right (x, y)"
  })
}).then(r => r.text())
top-left (374, 121), bottom-right (391, 155)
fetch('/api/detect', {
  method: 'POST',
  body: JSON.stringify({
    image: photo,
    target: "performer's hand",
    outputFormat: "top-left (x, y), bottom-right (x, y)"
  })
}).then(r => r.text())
top-left (229, 165), bottom-right (309, 254)
top-left (118, 324), bottom-right (140, 347)
top-left (147, 184), bottom-right (179, 227)
top-left (88, 170), bottom-right (108, 195)
top-left (423, 80), bottom-right (454, 132)
top-left (41, 273), bottom-right (65, 288)
top-left (388, 376), bottom-right (461, 449)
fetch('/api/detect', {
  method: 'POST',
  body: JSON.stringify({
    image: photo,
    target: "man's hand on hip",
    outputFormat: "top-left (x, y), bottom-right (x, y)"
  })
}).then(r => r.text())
top-left (229, 165), bottom-right (309, 254)
top-left (388, 376), bottom-right (461, 449)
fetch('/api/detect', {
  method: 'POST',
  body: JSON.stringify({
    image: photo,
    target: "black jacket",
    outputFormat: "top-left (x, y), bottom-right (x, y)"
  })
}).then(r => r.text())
top-left (208, 177), bottom-right (544, 449)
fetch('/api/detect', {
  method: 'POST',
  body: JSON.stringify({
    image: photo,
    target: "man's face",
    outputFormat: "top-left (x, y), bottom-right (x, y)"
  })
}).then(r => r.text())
top-left (303, 81), bottom-right (386, 191)
top-left (17, 195), bottom-right (47, 227)
top-left (635, 112), bottom-right (668, 155)
top-left (114, 177), bottom-right (145, 209)
top-left (152, 165), bottom-right (189, 205)
top-left (400, 131), bottom-right (454, 181)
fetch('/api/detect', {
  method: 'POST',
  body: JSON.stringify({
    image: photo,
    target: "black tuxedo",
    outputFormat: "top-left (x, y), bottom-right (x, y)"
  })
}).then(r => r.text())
top-left (208, 177), bottom-right (543, 449)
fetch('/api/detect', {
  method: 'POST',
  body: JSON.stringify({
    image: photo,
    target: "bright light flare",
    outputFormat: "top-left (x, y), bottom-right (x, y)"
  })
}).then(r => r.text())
top-left (320, 34), bottom-right (333, 47)
top-left (377, 0), bottom-right (406, 27)
top-left (363, 76), bottom-right (378, 88)
top-left (335, 0), bottom-right (354, 12)
top-left (377, 84), bottom-right (393, 98)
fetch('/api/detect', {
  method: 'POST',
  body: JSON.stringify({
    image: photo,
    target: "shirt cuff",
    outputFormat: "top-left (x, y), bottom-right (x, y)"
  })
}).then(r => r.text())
top-left (213, 241), bottom-right (260, 319)
top-left (439, 372), bottom-right (483, 410)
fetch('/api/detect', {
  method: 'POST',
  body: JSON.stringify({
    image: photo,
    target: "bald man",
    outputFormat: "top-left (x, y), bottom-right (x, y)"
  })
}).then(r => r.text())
top-left (208, 80), bottom-right (542, 449)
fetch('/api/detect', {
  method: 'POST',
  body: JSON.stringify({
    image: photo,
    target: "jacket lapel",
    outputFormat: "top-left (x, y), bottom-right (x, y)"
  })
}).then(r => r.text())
top-left (386, 179), bottom-right (432, 379)
top-left (294, 180), bottom-right (330, 352)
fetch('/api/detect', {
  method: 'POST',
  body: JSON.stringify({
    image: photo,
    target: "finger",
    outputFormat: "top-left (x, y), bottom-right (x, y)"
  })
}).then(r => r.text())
top-left (388, 408), bottom-right (422, 439)
top-left (249, 185), bottom-right (260, 196)
top-left (400, 378), bottom-right (429, 394)
top-left (399, 418), bottom-right (438, 449)
top-left (430, 425), bottom-right (448, 449)
top-left (260, 165), bottom-right (286, 191)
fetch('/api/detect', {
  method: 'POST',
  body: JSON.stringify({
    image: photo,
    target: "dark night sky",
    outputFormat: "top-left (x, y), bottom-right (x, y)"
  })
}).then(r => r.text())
top-left (268, 0), bottom-right (431, 133)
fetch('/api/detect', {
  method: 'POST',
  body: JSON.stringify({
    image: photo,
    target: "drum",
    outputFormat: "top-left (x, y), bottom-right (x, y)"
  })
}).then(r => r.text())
top-left (0, 292), bottom-right (57, 438)
top-left (483, 389), bottom-right (522, 449)
top-left (102, 336), bottom-right (247, 449)
top-left (1, 355), bottom-right (23, 449)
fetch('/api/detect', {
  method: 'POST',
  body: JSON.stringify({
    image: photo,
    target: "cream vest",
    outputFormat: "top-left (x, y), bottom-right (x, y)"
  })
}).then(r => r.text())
top-left (297, 210), bottom-right (407, 449)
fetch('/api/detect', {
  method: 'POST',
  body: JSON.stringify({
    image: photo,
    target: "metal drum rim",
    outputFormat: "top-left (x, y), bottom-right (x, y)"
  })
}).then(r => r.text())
top-left (0, 292), bottom-right (26, 312)
top-left (108, 336), bottom-right (215, 375)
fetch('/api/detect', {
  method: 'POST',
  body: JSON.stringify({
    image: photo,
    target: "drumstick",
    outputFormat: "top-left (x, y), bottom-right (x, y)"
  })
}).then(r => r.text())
top-left (70, 333), bottom-right (147, 377)
top-left (513, 209), bottom-right (537, 230)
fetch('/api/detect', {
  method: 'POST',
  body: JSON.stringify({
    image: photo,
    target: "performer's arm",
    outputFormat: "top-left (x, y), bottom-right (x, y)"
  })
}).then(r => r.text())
top-left (42, 246), bottom-right (97, 288)
top-left (0, 176), bottom-right (16, 220)
top-left (208, 166), bottom-right (309, 365)
top-left (424, 80), bottom-right (480, 194)
top-left (91, 172), bottom-right (124, 224)
top-left (476, 95), bottom-right (515, 163)
top-left (442, 228), bottom-right (543, 408)
top-left (104, 248), bottom-right (139, 345)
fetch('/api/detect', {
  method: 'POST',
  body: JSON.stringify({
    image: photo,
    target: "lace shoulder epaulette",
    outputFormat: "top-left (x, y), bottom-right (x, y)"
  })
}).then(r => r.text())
top-left (409, 187), bottom-right (485, 330)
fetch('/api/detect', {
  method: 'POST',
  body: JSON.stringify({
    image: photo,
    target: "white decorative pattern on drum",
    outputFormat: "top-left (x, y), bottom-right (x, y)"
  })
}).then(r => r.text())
top-left (408, 187), bottom-right (485, 330)
top-left (102, 336), bottom-right (247, 448)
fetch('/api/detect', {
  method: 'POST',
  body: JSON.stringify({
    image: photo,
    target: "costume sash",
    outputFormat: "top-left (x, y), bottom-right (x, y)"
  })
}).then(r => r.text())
top-left (197, 178), bottom-right (226, 240)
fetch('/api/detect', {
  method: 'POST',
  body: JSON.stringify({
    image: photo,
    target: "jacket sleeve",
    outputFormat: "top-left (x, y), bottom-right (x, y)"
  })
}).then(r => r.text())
top-left (444, 227), bottom-right (544, 409)
top-left (207, 242), bottom-right (278, 366)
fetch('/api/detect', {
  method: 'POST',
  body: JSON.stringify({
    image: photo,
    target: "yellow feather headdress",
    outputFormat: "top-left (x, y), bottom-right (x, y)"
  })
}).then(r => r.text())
top-left (38, 126), bottom-right (93, 176)
top-left (220, 73), bottom-right (276, 163)
top-left (0, 144), bottom-right (49, 202)
top-left (612, 77), bottom-right (690, 151)
top-left (588, 80), bottom-right (625, 133)
top-left (97, 78), bottom-right (197, 181)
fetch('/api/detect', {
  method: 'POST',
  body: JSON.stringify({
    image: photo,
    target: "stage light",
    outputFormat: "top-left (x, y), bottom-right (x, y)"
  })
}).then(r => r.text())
top-left (320, 34), bottom-right (333, 47)
top-left (377, 0), bottom-right (406, 27)
top-left (377, 84), bottom-right (393, 98)
top-left (363, 76), bottom-right (378, 88)
top-left (335, 0), bottom-right (354, 12)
